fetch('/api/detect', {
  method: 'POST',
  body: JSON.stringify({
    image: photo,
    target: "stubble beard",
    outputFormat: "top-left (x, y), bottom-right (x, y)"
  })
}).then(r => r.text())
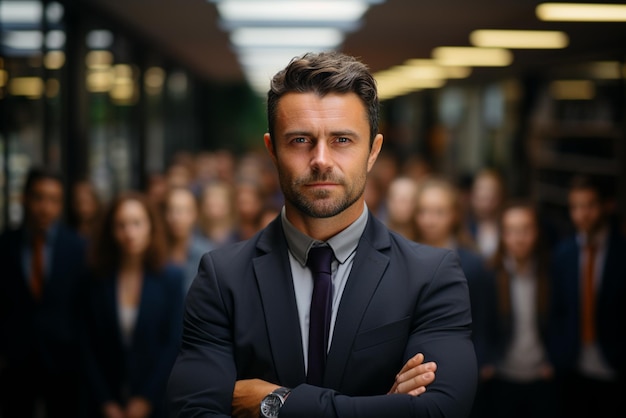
top-left (280, 169), bottom-right (366, 219)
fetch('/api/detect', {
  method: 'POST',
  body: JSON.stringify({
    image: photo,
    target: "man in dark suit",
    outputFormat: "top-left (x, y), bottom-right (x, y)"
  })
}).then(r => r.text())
top-left (0, 167), bottom-right (87, 418)
top-left (167, 52), bottom-right (477, 418)
top-left (549, 175), bottom-right (626, 418)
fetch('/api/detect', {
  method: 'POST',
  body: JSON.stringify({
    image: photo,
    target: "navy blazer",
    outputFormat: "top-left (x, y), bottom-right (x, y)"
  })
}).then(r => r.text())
top-left (0, 224), bottom-right (87, 373)
top-left (548, 228), bottom-right (626, 376)
top-left (168, 213), bottom-right (477, 418)
top-left (82, 263), bottom-right (184, 417)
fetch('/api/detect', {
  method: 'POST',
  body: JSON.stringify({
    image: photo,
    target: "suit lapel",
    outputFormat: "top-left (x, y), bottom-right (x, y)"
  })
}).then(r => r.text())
top-left (104, 275), bottom-right (124, 348)
top-left (254, 219), bottom-right (306, 386)
top-left (131, 271), bottom-right (154, 348)
top-left (324, 215), bottom-right (390, 389)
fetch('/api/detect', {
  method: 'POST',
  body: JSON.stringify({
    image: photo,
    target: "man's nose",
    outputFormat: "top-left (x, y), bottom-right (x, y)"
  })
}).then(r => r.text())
top-left (311, 141), bottom-right (332, 170)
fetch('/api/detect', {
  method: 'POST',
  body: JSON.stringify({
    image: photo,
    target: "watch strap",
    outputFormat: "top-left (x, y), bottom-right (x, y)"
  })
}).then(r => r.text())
top-left (271, 386), bottom-right (291, 401)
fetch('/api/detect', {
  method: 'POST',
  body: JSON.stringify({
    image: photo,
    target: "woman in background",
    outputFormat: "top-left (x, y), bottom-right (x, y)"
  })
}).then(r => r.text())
top-left (465, 168), bottom-right (506, 259)
top-left (232, 178), bottom-right (269, 242)
top-left (413, 176), bottom-right (499, 418)
top-left (385, 176), bottom-right (419, 240)
top-left (488, 200), bottom-right (556, 418)
top-left (198, 180), bottom-right (238, 247)
top-left (68, 179), bottom-right (102, 242)
top-left (82, 191), bottom-right (184, 418)
top-left (164, 186), bottom-right (213, 294)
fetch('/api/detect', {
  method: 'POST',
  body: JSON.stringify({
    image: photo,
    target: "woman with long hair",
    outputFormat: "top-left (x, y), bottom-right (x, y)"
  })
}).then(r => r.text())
top-left (413, 176), bottom-right (499, 418)
top-left (163, 186), bottom-right (213, 294)
top-left (68, 179), bottom-right (103, 242)
top-left (197, 180), bottom-right (238, 247)
top-left (81, 191), bottom-right (184, 418)
top-left (487, 199), bottom-right (557, 418)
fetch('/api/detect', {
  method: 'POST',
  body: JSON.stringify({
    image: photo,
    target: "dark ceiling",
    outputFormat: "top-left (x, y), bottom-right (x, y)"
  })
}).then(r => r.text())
top-left (84, 0), bottom-right (626, 83)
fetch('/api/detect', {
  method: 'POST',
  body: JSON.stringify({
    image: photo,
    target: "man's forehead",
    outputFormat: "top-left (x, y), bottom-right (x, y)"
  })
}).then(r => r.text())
top-left (275, 91), bottom-right (367, 119)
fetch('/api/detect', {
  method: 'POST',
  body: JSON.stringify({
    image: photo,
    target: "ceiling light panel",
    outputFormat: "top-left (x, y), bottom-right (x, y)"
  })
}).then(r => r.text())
top-left (231, 27), bottom-right (344, 49)
top-left (432, 47), bottom-right (513, 67)
top-left (215, 0), bottom-right (370, 23)
top-left (470, 29), bottom-right (569, 49)
top-left (404, 59), bottom-right (472, 79)
top-left (537, 3), bottom-right (626, 22)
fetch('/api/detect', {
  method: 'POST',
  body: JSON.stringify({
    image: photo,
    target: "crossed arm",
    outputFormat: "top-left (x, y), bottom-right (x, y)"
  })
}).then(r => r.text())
top-left (232, 353), bottom-right (438, 418)
top-left (168, 247), bottom-right (476, 418)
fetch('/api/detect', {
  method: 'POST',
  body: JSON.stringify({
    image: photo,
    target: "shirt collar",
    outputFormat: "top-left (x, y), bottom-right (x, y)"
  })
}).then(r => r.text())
top-left (281, 204), bottom-right (369, 267)
top-left (576, 225), bottom-right (609, 249)
top-left (23, 222), bottom-right (59, 245)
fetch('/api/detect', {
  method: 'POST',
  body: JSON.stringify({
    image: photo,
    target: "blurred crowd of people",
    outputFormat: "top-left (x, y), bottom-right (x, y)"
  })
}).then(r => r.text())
top-left (0, 146), bottom-right (625, 418)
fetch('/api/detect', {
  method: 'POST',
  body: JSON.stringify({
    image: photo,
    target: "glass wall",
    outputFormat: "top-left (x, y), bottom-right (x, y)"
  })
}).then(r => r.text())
top-left (0, 0), bottom-right (66, 229)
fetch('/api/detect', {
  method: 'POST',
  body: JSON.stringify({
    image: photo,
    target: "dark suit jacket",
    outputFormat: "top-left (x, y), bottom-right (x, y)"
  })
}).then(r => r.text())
top-left (0, 224), bottom-right (87, 373)
top-left (82, 264), bottom-right (184, 418)
top-left (548, 228), bottom-right (626, 376)
top-left (168, 213), bottom-right (477, 418)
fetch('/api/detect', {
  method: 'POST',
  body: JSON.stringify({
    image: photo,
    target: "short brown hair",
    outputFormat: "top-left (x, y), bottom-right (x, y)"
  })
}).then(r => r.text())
top-left (267, 51), bottom-right (379, 144)
top-left (568, 174), bottom-right (608, 201)
top-left (90, 191), bottom-right (168, 277)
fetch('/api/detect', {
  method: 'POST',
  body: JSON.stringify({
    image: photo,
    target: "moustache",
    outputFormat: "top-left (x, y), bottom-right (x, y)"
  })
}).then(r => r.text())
top-left (295, 172), bottom-right (344, 186)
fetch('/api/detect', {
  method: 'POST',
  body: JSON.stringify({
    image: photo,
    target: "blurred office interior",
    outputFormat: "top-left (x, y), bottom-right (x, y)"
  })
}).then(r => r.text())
top-left (1, 0), bottom-right (625, 230)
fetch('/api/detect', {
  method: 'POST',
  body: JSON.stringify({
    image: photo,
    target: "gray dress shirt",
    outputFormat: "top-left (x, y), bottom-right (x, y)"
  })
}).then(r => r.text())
top-left (280, 205), bottom-right (368, 372)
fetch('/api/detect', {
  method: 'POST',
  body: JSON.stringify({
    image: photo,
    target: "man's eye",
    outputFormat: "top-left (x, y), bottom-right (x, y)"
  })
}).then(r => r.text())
top-left (336, 137), bottom-right (350, 143)
top-left (293, 137), bottom-right (307, 143)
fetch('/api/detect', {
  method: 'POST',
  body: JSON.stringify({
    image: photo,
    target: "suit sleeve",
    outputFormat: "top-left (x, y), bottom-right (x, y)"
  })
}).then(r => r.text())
top-left (280, 250), bottom-right (477, 418)
top-left (167, 253), bottom-right (236, 418)
top-left (168, 248), bottom-right (477, 418)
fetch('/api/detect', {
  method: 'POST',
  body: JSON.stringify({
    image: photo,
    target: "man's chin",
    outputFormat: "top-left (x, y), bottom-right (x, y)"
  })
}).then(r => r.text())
top-left (295, 199), bottom-right (346, 219)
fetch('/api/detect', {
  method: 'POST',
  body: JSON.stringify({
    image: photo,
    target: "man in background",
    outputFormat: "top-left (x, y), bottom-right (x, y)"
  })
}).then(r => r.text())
top-left (549, 175), bottom-right (626, 418)
top-left (0, 167), bottom-right (87, 418)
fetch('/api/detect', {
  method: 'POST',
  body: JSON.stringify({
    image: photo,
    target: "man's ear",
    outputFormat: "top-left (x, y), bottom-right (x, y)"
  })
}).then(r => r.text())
top-left (264, 133), bottom-right (277, 165)
top-left (367, 134), bottom-right (384, 172)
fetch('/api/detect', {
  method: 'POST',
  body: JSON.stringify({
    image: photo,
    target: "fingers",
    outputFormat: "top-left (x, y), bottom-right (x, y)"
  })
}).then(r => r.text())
top-left (398, 360), bottom-right (437, 382)
top-left (395, 369), bottom-right (435, 395)
top-left (393, 359), bottom-right (437, 396)
top-left (389, 353), bottom-right (424, 394)
top-left (397, 353), bottom-right (424, 375)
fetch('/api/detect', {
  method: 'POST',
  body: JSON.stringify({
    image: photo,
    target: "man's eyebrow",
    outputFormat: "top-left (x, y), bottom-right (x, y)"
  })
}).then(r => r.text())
top-left (283, 130), bottom-right (313, 137)
top-left (283, 129), bottom-right (360, 137)
top-left (330, 130), bottom-right (359, 137)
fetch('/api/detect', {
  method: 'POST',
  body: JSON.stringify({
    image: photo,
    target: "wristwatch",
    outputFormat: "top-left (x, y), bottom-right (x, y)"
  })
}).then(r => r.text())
top-left (260, 387), bottom-right (291, 418)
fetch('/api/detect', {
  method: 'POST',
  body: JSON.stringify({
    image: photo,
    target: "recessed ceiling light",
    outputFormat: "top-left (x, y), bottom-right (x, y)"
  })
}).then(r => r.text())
top-left (230, 27), bottom-right (344, 49)
top-left (537, 3), bottom-right (626, 22)
top-left (213, 0), bottom-right (372, 23)
top-left (432, 47), bottom-right (513, 67)
top-left (470, 29), bottom-right (568, 49)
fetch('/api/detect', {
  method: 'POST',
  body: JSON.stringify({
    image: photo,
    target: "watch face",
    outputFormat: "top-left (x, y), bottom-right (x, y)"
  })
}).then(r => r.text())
top-left (260, 394), bottom-right (281, 418)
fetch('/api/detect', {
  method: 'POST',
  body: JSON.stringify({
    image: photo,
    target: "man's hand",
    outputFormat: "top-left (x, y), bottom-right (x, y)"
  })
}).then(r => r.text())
top-left (233, 379), bottom-right (280, 418)
top-left (125, 397), bottom-right (152, 418)
top-left (388, 353), bottom-right (437, 396)
top-left (102, 401), bottom-right (125, 418)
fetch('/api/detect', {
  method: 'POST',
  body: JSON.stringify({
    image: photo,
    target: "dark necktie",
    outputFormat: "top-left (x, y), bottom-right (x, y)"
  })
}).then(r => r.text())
top-left (306, 245), bottom-right (334, 386)
top-left (581, 243), bottom-right (597, 344)
top-left (30, 232), bottom-right (45, 301)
